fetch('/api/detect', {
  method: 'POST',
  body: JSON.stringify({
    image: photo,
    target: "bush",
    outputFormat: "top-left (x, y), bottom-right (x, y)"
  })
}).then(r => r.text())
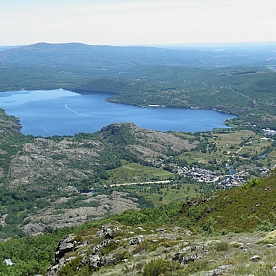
top-left (132, 240), bottom-right (149, 254)
top-left (197, 217), bottom-right (216, 235)
top-left (142, 258), bottom-right (180, 276)
top-left (214, 241), bottom-right (229, 251)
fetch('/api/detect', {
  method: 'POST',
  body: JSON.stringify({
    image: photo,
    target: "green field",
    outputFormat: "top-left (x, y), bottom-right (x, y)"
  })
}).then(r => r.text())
top-left (105, 161), bottom-right (174, 184)
top-left (99, 161), bottom-right (202, 207)
top-left (178, 129), bottom-right (275, 174)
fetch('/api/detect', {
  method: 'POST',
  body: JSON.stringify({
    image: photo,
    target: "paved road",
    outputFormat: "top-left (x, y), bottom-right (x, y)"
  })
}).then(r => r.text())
top-left (110, 180), bottom-right (171, 187)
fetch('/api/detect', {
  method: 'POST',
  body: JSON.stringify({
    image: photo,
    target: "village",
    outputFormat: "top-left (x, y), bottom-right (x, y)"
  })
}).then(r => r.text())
top-left (172, 165), bottom-right (248, 188)
top-left (263, 128), bottom-right (276, 136)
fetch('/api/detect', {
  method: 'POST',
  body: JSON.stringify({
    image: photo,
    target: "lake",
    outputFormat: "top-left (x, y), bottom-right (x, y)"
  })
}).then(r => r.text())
top-left (0, 89), bottom-right (236, 137)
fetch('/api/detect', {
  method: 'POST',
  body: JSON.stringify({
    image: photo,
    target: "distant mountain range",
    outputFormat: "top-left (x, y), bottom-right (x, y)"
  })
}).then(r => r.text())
top-left (0, 46), bottom-right (19, 51)
top-left (1, 42), bottom-right (276, 69)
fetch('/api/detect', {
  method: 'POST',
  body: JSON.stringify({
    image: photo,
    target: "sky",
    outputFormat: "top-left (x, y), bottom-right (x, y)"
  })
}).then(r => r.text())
top-left (1, 0), bottom-right (275, 46)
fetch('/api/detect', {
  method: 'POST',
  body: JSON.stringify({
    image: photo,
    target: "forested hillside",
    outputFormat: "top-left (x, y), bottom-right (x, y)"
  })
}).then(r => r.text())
top-left (1, 42), bottom-right (276, 128)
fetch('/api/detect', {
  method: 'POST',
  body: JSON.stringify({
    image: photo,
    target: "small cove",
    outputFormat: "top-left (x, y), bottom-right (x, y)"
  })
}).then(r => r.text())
top-left (0, 89), bottom-right (236, 137)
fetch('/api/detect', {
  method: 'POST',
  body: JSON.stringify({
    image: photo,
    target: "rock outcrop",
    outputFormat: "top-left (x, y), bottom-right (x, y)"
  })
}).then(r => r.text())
top-left (45, 223), bottom-right (276, 276)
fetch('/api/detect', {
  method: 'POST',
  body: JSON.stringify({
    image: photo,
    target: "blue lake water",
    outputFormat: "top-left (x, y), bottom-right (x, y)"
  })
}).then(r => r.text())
top-left (0, 89), bottom-right (236, 137)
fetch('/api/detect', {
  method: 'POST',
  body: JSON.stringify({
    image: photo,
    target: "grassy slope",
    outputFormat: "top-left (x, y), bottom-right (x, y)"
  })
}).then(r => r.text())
top-left (1, 172), bottom-right (276, 275)
top-left (179, 170), bottom-right (276, 232)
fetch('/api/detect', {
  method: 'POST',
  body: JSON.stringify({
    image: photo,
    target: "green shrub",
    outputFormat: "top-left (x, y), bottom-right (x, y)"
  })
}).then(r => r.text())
top-left (57, 256), bottom-right (88, 276)
top-left (197, 217), bottom-right (216, 235)
top-left (132, 240), bottom-right (149, 254)
top-left (101, 240), bottom-right (120, 255)
top-left (255, 213), bottom-right (276, 232)
top-left (214, 241), bottom-right (229, 251)
top-left (257, 230), bottom-right (276, 244)
top-left (142, 258), bottom-right (180, 276)
top-left (218, 229), bottom-right (229, 235)
top-left (113, 250), bottom-right (131, 262)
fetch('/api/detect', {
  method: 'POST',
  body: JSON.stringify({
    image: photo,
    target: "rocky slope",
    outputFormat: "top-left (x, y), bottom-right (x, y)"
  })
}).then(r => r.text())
top-left (21, 191), bottom-right (140, 235)
top-left (45, 222), bottom-right (276, 276)
top-left (1, 173), bottom-right (276, 275)
top-left (43, 170), bottom-right (276, 275)
top-left (8, 123), bottom-right (194, 190)
top-left (0, 111), bottom-right (195, 236)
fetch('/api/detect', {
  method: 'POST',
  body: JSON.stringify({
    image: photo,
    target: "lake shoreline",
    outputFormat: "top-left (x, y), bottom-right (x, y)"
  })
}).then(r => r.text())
top-left (0, 89), bottom-right (236, 137)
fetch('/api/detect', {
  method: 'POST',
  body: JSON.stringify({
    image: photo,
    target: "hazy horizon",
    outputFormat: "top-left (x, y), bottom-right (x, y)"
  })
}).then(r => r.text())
top-left (1, 41), bottom-right (276, 48)
top-left (1, 0), bottom-right (275, 46)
